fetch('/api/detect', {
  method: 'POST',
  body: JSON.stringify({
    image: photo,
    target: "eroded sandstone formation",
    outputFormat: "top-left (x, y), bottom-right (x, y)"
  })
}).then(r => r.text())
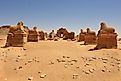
top-left (78, 29), bottom-right (86, 42)
top-left (47, 30), bottom-right (56, 40)
top-left (4, 21), bottom-right (27, 47)
top-left (57, 28), bottom-right (75, 40)
top-left (95, 22), bottom-right (118, 49)
top-left (27, 27), bottom-right (39, 42)
top-left (84, 28), bottom-right (96, 45)
top-left (38, 31), bottom-right (45, 40)
top-left (57, 28), bottom-right (68, 38)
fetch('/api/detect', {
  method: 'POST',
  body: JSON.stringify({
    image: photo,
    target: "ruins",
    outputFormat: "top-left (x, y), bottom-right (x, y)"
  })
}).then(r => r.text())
top-left (84, 28), bottom-right (96, 45)
top-left (48, 30), bottom-right (56, 40)
top-left (63, 32), bottom-right (75, 40)
top-left (38, 31), bottom-right (45, 40)
top-left (57, 28), bottom-right (75, 40)
top-left (57, 28), bottom-right (68, 38)
top-left (4, 21), bottom-right (27, 47)
top-left (94, 22), bottom-right (118, 49)
top-left (1, 21), bottom-right (119, 49)
top-left (78, 29), bottom-right (86, 42)
top-left (78, 28), bottom-right (96, 45)
top-left (27, 27), bottom-right (39, 42)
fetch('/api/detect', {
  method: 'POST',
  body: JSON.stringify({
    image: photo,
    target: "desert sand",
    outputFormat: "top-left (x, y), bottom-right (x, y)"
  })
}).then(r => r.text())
top-left (0, 38), bottom-right (121, 81)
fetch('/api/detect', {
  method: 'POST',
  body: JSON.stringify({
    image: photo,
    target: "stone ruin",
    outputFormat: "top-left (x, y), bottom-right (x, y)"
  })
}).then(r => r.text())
top-left (63, 32), bottom-right (75, 40)
top-left (56, 28), bottom-right (75, 40)
top-left (78, 28), bottom-right (96, 45)
top-left (84, 28), bottom-right (96, 45)
top-left (78, 29), bottom-right (87, 42)
top-left (57, 28), bottom-right (68, 38)
top-left (48, 30), bottom-right (56, 40)
top-left (27, 27), bottom-right (39, 42)
top-left (38, 31), bottom-right (45, 40)
top-left (94, 22), bottom-right (118, 49)
top-left (4, 21), bottom-right (27, 47)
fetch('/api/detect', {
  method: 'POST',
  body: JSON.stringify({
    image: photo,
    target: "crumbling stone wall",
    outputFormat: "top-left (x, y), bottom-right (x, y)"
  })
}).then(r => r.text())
top-left (95, 22), bottom-right (118, 49)
top-left (78, 29), bottom-right (86, 42)
top-left (38, 31), bottom-right (45, 40)
top-left (5, 21), bottom-right (27, 47)
top-left (57, 28), bottom-right (68, 38)
top-left (27, 27), bottom-right (39, 42)
top-left (57, 28), bottom-right (75, 40)
top-left (84, 28), bottom-right (96, 45)
top-left (63, 32), bottom-right (75, 40)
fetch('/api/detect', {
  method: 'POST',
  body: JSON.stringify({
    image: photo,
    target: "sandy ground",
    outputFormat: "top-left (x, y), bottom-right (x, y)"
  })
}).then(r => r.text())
top-left (0, 39), bottom-right (121, 81)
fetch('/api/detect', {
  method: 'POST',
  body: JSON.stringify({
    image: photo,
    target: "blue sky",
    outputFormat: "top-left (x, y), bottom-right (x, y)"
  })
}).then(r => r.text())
top-left (0, 0), bottom-right (121, 36)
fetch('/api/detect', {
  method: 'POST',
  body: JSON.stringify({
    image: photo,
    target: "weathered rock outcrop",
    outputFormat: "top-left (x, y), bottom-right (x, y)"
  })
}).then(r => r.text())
top-left (27, 27), bottom-right (39, 42)
top-left (95, 22), bottom-right (118, 49)
top-left (4, 21), bottom-right (27, 47)
top-left (57, 28), bottom-right (75, 40)
top-left (78, 29), bottom-right (86, 42)
top-left (84, 28), bottom-right (96, 45)
top-left (38, 31), bottom-right (45, 40)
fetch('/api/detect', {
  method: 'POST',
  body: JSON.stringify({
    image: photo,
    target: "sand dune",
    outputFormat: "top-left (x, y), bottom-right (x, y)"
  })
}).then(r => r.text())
top-left (0, 40), bottom-right (121, 81)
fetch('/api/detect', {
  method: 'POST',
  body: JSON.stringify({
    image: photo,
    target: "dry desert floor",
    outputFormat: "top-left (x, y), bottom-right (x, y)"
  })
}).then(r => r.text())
top-left (0, 39), bottom-right (121, 81)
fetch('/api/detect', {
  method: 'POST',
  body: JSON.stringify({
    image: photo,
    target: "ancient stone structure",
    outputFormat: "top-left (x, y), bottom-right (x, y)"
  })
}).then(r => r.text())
top-left (57, 28), bottom-right (68, 38)
top-left (63, 32), bottom-right (75, 40)
top-left (27, 27), bottom-right (39, 42)
top-left (48, 30), bottom-right (56, 40)
top-left (95, 22), bottom-right (118, 49)
top-left (78, 29), bottom-right (86, 42)
top-left (57, 28), bottom-right (75, 40)
top-left (5, 21), bottom-right (27, 47)
top-left (38, 31), bottom-right (45, 40)
top-left (84, 28), bottom-right (96, 45)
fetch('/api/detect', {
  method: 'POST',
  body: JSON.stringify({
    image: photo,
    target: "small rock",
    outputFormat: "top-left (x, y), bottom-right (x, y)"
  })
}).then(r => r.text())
top-left (40, 74), bottom-right (46, 78)
top-left (15, 59), bottom-right (19, 62)
top-left (13, 68), bottom-right (17, 70)
top-left (38, 71), bottom-right (41, 74)
top-left (34, 59), bottom-right (40, 62)
top-left (28, 60), bottom-right (33, 63)
top-left (28, 76), bottom-right (33, 80)
top-left (63, 56), bottom-right (66, 58)
top-left (115, 58), bottom-right (120, 61)
top-left (18, 55), bottom-right (21, 57)
top-left (67, 56), bottom-right (70, 58)
top-left (73, 74), bottom-right (79, 79)
top-left (23, 48), bottom-right (27, 50)
top-left (107, 70), bottom-right (111, 72)
top-left (118, 68), bottom-right (120, 71)
top-left (103, 60), bottom-right (108, 63)
top-left (76, 66), bottom-right (80, 68)
top-left (85, 71), bottom-right (90, 74)
top-left (4, 60), bottom-right (7, 62)
top-left (92, 57), bottom-right (97, 60)
top-left (18, 66), bottom-right (22, 70)
top-left (117, 65), bottom-right (121, 68)
top-left (101, 69), bottom-right (105, 72)
top-left (89, 69), bottom-right (94, 73)
top-left (25, 63), bottom-right (27, 65)
top-left (57, 58), bottom-right (61, 62)
top-left (116, 62), bottom-right (120, 65)
top-left (84, 62), bottom-right (90, 66)
top-left (110, 64), bottom-right (115, 66)
top-left (71, 59), bottom-right (78, 62)
top-left (49, 61), bottom-right (54, 65)
top-left (64, 64), bottom-right (68, 68)
top-left (102, 58), bottom-right (108, 61)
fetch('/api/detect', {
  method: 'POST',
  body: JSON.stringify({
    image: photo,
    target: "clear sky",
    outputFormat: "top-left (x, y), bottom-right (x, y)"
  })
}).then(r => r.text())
top-left (0, 0), bottom-right (121, 36)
